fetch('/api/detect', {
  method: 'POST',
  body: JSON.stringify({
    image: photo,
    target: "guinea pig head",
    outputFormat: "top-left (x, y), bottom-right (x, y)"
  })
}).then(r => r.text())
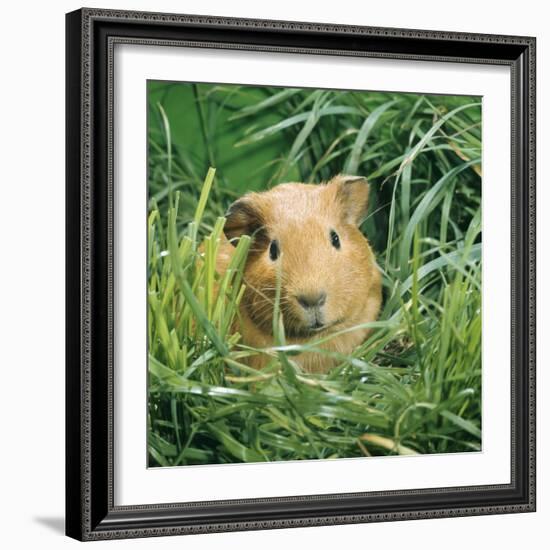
top-left (224, 175), bottom-right (378, 340)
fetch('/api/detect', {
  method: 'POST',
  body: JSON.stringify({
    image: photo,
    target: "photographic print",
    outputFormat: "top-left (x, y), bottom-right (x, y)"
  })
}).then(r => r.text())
top-left (66, 9), bottom-right (536, 540)
top-left (146, 81), bottom-right (482, 467)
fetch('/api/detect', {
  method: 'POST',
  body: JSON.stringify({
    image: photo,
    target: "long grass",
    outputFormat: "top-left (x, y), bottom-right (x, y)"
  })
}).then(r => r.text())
top-left (147, 83), bottom-right (482, 466)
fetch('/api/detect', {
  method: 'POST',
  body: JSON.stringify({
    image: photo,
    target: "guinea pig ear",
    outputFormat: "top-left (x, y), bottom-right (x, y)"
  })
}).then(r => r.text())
top-left (332, 175), bottom-right (370, 226)
top-left (224, 196), bottom-right (265, 246)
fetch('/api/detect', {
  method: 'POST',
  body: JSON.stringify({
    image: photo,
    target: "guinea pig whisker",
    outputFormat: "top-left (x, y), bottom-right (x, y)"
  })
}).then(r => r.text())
top-left (243, 279), bottom-right (276, 304)
top-left (251, 301), bottom-right (276, 316)
top-left (250, 301), bottom-right (280, 321)
top-left (249, 299), bottom-right (296, 329)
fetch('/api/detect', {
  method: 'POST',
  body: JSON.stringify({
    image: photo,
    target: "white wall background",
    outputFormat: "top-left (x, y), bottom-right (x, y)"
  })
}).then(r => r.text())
top-left (0, 1), bottom-right (545, 548)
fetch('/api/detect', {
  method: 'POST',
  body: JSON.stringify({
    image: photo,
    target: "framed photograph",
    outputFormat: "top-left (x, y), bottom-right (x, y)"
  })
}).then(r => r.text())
top-left (65, 8), bottom-right (536, 541)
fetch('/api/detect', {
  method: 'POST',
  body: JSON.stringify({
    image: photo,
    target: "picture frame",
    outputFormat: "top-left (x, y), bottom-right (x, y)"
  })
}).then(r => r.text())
top-left (65, 7), bottom-right (536, 541)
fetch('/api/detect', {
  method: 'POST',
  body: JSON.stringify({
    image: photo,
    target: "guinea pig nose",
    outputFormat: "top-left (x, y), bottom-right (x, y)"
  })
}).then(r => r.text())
top-left (296, 291), bottom-right (327, 310)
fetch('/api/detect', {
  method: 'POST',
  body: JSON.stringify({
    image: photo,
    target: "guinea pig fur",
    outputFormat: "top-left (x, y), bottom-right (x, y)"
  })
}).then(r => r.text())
top-left (216, 174), bottom-right (382, 374)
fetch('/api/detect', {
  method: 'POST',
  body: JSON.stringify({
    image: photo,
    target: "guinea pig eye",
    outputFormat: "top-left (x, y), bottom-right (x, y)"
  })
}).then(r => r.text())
top-left (330, 229), bottom-right (341, 250)
top-left (269, 240), bottom-right (280, 261)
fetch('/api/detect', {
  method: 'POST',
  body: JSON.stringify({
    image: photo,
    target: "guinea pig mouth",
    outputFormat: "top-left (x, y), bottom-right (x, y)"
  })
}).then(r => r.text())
top-left (287, 318), bottom-right (341, 338)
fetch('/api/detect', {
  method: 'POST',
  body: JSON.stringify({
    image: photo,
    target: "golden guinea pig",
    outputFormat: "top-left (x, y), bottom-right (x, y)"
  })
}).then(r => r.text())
top-left (214, 174), bottom-right (382, 374)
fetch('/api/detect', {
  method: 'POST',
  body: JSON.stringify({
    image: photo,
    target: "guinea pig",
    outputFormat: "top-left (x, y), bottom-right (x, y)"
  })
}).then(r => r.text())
top-left (216, 174), bottom-right (382, 374)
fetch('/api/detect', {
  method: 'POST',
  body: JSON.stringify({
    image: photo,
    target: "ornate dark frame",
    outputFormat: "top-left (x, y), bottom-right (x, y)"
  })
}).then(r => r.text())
top-left (65, 7), bottom-right (536, 541)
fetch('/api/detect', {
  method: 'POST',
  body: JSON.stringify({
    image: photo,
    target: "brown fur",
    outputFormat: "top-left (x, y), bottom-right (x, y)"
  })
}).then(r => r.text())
top-left (217, 175), bottom-right (382, 374)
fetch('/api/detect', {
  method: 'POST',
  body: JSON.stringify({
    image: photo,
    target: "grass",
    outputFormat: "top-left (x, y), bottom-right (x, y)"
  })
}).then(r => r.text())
top-left (147, 83), bottom-right (482, 466)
